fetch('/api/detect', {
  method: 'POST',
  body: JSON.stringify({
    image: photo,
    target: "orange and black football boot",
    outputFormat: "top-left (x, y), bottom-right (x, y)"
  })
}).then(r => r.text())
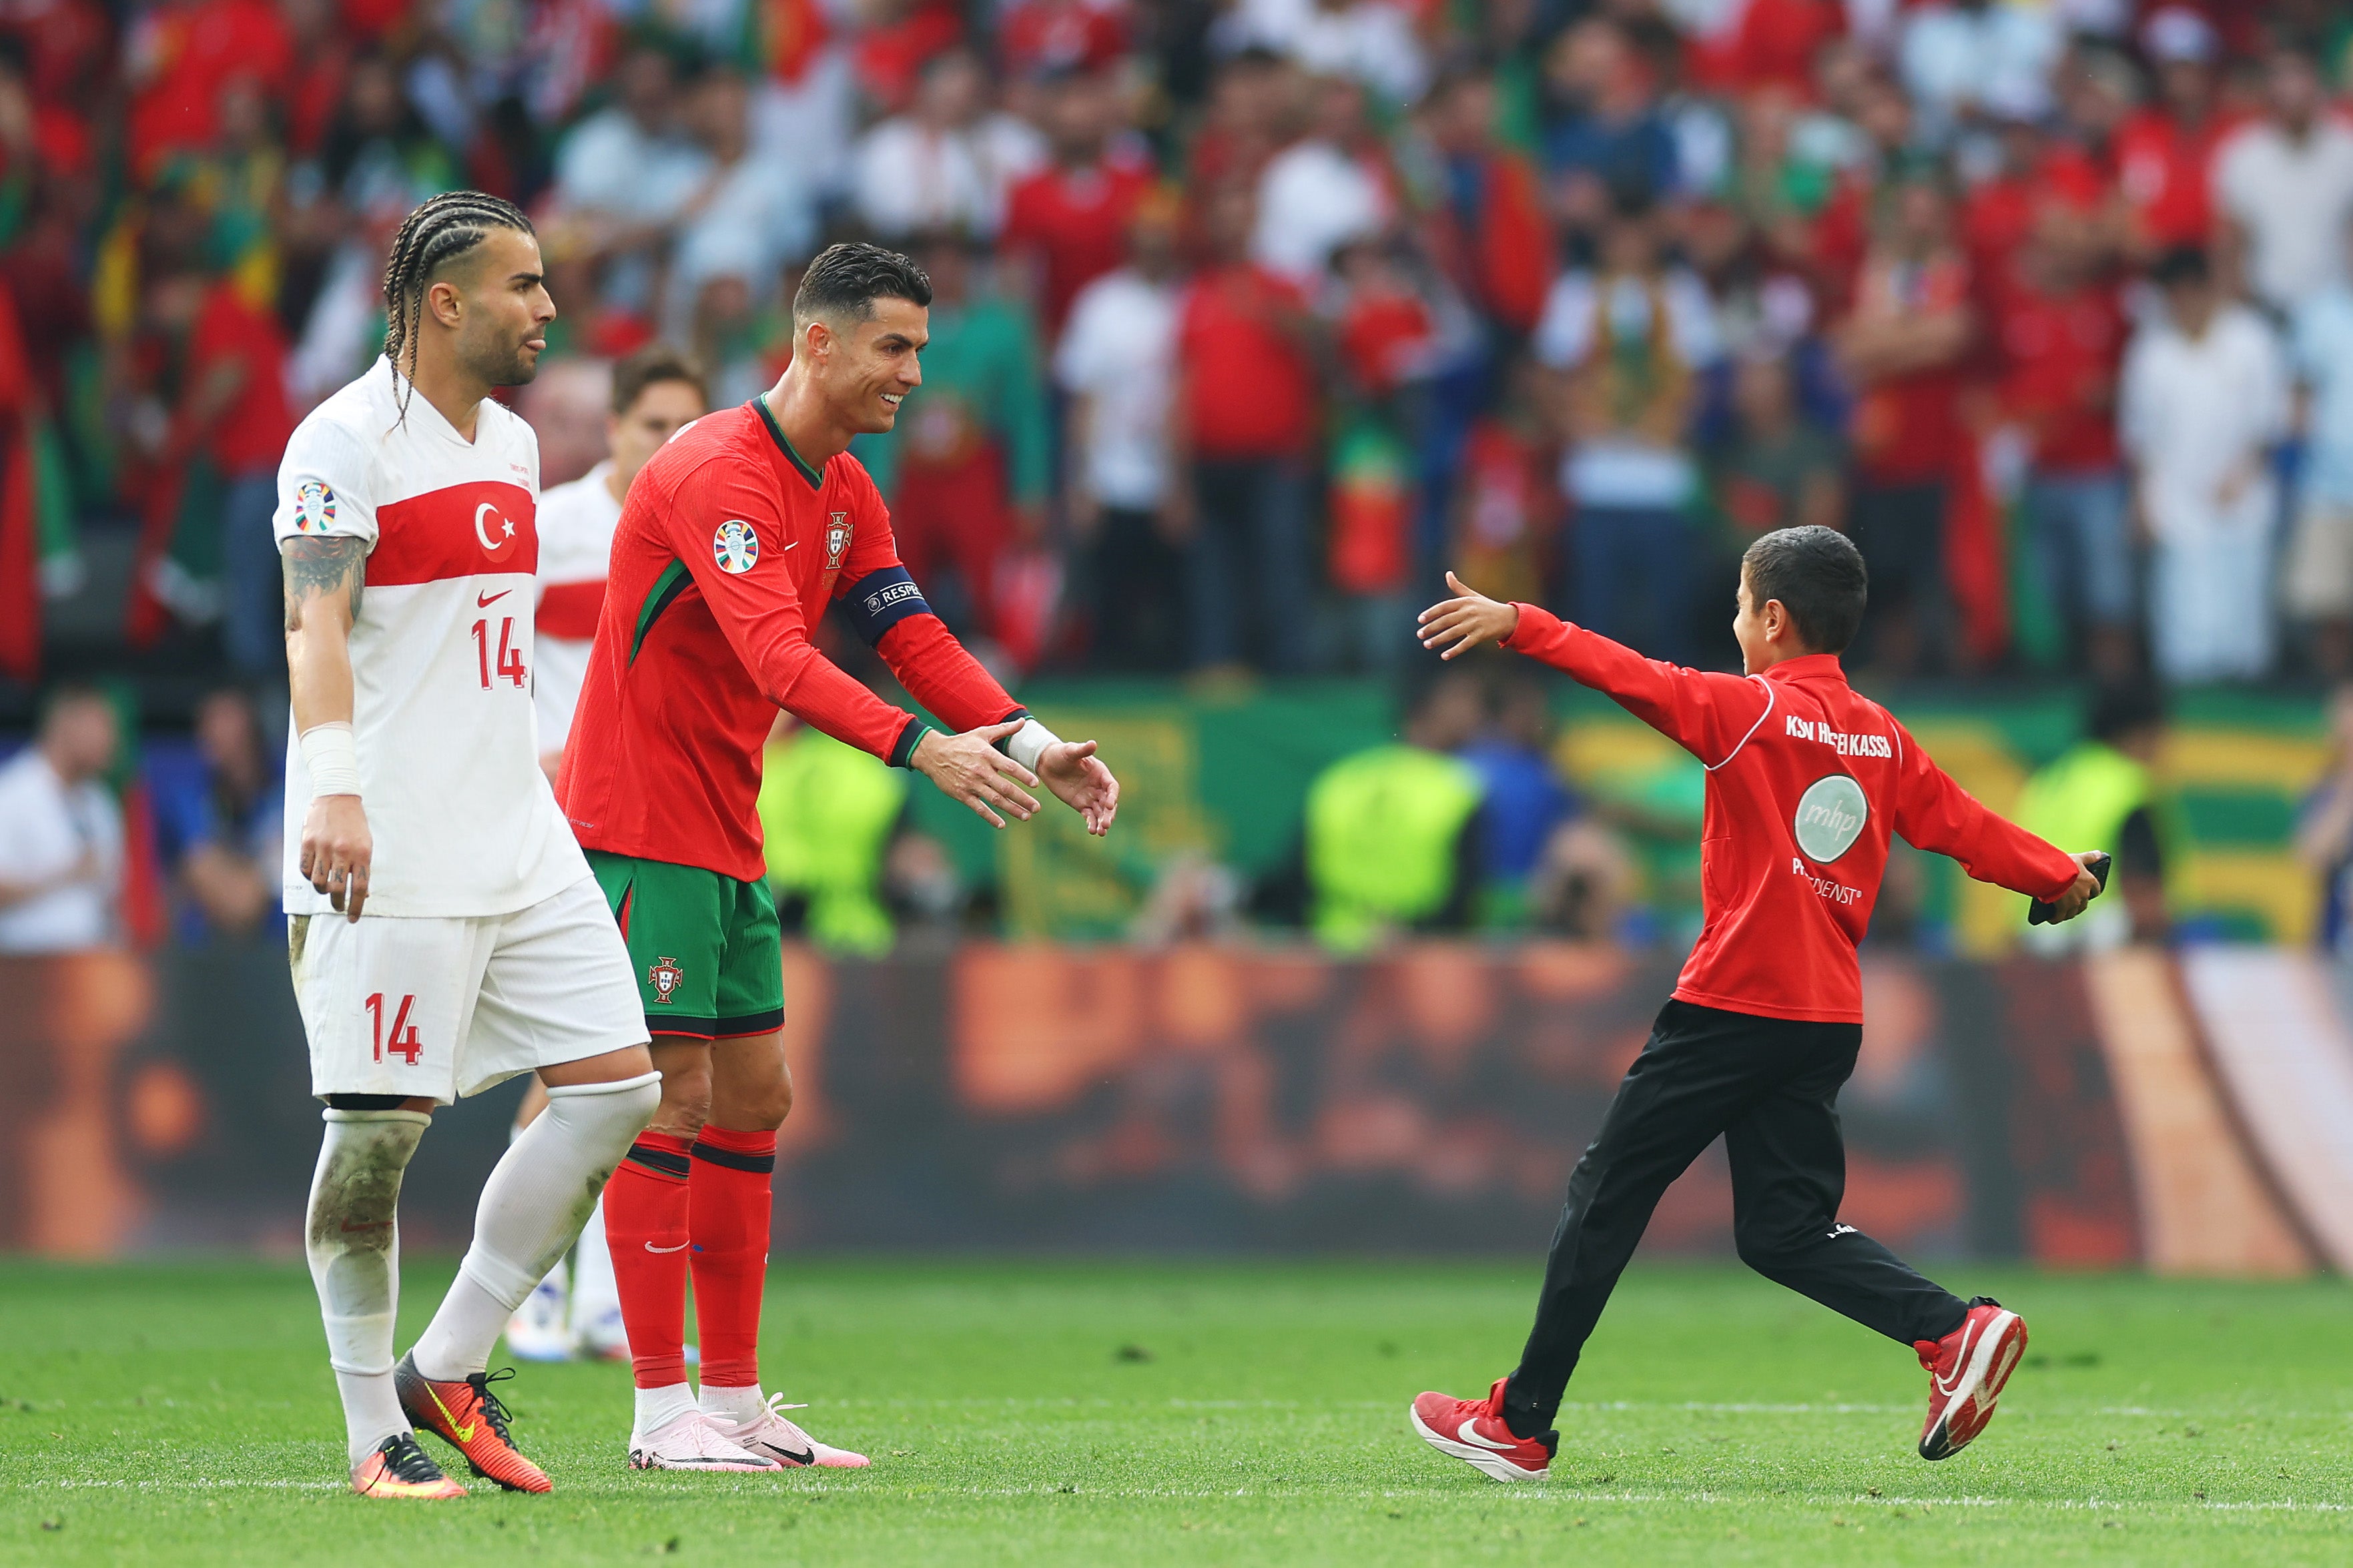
top-left (350, 1432), bottom-right (466, 1500)
top-left (394, 1354), bottom-right (553, 1493)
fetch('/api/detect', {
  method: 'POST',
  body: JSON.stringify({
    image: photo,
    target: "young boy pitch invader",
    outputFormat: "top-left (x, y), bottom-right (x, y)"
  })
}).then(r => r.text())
top-left (1409, 526), bottom-right (2104, 1481)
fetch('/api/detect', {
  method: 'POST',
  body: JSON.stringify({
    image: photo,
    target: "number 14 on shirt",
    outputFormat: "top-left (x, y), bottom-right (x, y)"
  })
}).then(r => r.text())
top-left (472, 617), bottom-right (527, 689)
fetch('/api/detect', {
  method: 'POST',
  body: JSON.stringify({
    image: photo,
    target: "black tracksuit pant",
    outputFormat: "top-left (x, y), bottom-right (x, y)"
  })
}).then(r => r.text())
top-left (1501, 999), bottom-right (1971, 1437)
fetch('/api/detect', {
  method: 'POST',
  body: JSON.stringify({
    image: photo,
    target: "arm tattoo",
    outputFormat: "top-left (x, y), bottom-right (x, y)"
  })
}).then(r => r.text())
top-left (282, 536), bottom-right (367, 633)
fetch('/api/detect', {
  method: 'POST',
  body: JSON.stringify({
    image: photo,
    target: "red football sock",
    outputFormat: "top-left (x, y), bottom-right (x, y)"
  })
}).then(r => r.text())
top-left (687, 1125), bottom-right (776, 1390)
top-left (601, 1132), bottom-right (692, 1390)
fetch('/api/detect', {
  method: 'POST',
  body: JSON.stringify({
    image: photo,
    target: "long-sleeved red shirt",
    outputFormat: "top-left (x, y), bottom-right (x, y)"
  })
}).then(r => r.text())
top-left (1505, 607), bottom-right (2078, 1022)
top-left (559, 400), bottom-right (1023, 883)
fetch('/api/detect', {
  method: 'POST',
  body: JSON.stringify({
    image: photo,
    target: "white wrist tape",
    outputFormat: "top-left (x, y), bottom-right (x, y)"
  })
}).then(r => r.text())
top-left (1005, 717), bottom-right (1062, 774)
top-left (299, 721), bottom-right (362, 798)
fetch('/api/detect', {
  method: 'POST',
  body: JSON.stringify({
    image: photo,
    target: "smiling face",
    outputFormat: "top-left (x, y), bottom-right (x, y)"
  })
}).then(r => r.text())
top-left (437, 226), bottom-right (557, 388)
top-left (806, 296), bottom-right (928, 436)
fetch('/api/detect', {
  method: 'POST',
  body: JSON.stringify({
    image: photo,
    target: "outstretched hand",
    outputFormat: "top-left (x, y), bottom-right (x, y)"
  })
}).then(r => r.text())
top-left (1039, 739), bottom-right (1120, 837)
top-left (913, 720), bottom-right (1039, 829)
top-left (1417, 571), bottom-right (1521, 661)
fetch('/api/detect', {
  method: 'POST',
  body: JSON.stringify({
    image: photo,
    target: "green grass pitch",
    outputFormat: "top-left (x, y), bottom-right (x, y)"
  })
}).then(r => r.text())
top-left (2, 1258), bottom-right (2348, 1565)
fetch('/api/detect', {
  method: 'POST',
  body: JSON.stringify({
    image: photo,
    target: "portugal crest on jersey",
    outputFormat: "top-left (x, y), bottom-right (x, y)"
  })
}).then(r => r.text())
top-left (647, 955), bottom-right (685, 1004)
top-left (825, 512), bottom-right (851, 569)
top-left (713, 520), bottom-right (760, 574)
top-left (292, 479), bottom-right (336, 533)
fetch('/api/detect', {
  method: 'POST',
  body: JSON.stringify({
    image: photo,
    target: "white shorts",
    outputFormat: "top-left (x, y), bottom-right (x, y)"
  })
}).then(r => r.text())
top-left (290, 874), bottom-right (645, 1104)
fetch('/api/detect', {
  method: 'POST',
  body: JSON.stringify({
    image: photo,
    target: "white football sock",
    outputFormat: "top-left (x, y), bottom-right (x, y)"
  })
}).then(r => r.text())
top-left (698, 1382), bottom-right (767, 1424)
top-left (410, 1072), bottom-right (659, 1381)
top-left (305, 1106), bottom-right (430, 1463)
top-left (569, 1196), bottom-right (619, 1331)
top-left (635, 1382), bottom-right (700, 1439)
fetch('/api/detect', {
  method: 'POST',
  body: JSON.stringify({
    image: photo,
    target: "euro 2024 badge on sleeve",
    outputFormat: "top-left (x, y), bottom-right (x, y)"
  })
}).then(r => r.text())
top-left (292, 479), bottom-right (336, 534)
top-left (714, 520), bottom-right (761, 574)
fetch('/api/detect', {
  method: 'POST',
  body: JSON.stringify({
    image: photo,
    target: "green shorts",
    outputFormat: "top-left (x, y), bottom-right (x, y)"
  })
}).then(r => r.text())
top-left (587, 849), bottom-right (785, 1040)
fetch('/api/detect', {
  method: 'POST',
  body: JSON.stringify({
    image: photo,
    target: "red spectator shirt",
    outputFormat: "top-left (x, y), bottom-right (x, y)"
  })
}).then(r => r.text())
top-left (558, 399), bottom-right (1024, 883)
top-left (1178, 264), bottom-right (1317, 459)
top-left (2115, 107), bottom-right (2238, 252)
top-left (1996, 275), bottom-right (2125, 474)
top-left (189, 282), bottom-right (293, 474)
top-left (1002, 158), bottom-right (1153, 340)
top-left (1849, 252), bottom-right (1972, 485)
top-left (1502, 608), bottom-right (2078, 1023)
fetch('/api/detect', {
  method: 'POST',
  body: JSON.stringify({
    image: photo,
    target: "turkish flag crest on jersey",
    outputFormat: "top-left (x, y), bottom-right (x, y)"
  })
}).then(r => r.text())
top-left (368, 481), bottom-right (539, 584)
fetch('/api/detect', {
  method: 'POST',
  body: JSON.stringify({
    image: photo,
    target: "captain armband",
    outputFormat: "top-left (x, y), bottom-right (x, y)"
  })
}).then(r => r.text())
top-left (844, 567), bottom-right (932, 646)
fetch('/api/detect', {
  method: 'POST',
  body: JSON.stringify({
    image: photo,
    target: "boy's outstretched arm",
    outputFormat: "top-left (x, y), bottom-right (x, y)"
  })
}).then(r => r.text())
top-left (1891, 720), bottom-right (2103, 919)
top-left (1419, 572), bottom-right (1770, 767)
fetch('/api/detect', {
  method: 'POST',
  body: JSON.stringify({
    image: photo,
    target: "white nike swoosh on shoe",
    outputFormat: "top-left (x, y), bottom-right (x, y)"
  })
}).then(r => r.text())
top-left (643, 1240), bottom-right (691, 1253)
top-left (1455, 1419), bottom-right (1520, 1451)
top-left (1937, 1318), bottom-right (1985, 1397)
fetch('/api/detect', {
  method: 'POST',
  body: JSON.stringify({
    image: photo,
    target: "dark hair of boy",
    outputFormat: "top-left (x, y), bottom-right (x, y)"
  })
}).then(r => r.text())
top-left (2151, 244), bottom-right (2210, 288)
top-left (610, 344), bottom-right (707, 416)
top-left (1740, 524), bottom-right (1869, 654)
top-left (790, 243), bottom-right (933, 328)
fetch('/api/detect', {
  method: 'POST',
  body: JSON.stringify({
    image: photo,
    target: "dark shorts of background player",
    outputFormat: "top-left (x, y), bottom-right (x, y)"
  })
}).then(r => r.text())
top-left (1499, 998), bottom-right (1973, 1438)
top-left (587, 849), bottom-right (784, 1040)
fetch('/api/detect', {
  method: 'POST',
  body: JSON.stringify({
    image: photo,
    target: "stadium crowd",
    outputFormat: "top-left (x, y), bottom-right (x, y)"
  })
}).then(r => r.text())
top-left (4, 0), bottom-right (2353, 689)
top-left (2, 0), bottom-right (2350, 951)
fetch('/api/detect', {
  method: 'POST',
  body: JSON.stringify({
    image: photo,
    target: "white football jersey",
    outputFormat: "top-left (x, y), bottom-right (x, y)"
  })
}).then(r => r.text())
top-left (531, 460), bottom-right (623, 754)
top-left (276, 357), bottom-right (588, 918)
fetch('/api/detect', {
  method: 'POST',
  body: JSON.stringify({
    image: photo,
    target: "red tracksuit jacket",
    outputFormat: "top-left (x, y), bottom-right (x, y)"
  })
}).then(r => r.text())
top-left (1504, 606), bottom-right (2079, 1024)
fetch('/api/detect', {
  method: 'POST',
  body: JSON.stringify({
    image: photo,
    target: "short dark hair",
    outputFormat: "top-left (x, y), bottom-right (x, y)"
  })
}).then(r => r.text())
top-left (791, 242), bottom-right (932, 326)
top-left (2087, 679), bottom-right (2166, 745)
top-left (610, 343), bottom-right (707, 415)
top-left (2151, 244), bottom-right (2210, 288)
top-left (1741, 525), bottom-right (1869, 654)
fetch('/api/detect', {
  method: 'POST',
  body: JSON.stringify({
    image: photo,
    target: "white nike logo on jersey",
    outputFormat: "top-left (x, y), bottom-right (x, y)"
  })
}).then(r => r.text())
top-left (1455, 1419), bottom-right (1520, 1450)
top-left (781, 540), bottom-right (799, 550)
top-left (643, 1240), bottom-right (691, 1254)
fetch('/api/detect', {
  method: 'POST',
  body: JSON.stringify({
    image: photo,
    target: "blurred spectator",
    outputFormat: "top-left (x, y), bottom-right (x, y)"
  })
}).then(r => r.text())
top-left (149, 687), bottom-right (278, 942)
top-left (1456, 674), bottom-right (1575, 912)
top-left (1446, 355), bottom-right (1560, 610)
top-left (1220, 0), bottom-right (1429, 107)
top-left (1251, 73), bottom-right (1392, 286)
top-left (851, 46), bottom-right (1046, 240)
top-left (1002, 66), bottom-right (1154, 340)
top-left (2119, 245), bottom-right (2288, 685)
top-left (2017, 679), bottom-right (2175, 949)
top-left (759, 714), bottom-right (911, 956)
top-left (552, 43), bottom-right (713, 314)
top-left (2288, 218), bottom-right (2353, 678)
top-left (2115, 7), bottom-right (2229, 260)
top-left (1712, 348), bottom-right (1846, 543)
top-left (665, 66), bottom-right (819, 338)
top-left (1536, 192), bottom-right (1719, 664)
top-left (2296, 683), bottom-right (2353, 973)
top-left (1834, 173), bottom-right (1976, 676)
top-left (1897, 0), bottom-right (2063, 146)
top-left (1057, 190), bottom-right (1186, 672)
top-left (1291, 673), bottom-right (1487, 950)
top-left (0, 686), bottom-right (121, 954)
top-left (1995, 228), bottom-right (2135, 676)
top-left (1000, 0), bottom-right (1129, 81)
top-left (1540, 18), bottom-right (1680, 230)
top-left (1169, 181), bottom-right (1319, 673)
top-left (2214, 44), bottom-right (2353, 317)
top-left (864, 231), bottom-right (1051, 665)
top-left (1415, 66), bottom-right (1554, 341)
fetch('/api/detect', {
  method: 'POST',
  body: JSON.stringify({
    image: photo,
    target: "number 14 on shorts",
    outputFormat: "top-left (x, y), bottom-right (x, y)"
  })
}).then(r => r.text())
top-left (364, 992), bottom-right (424, 1065)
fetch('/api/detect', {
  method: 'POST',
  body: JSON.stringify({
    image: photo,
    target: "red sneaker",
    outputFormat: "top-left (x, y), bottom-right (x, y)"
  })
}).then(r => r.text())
top-left (1916, 1301), bottom-right (2027, 1461)
top-left (1408, 1377), bottom-right (1555, 1482)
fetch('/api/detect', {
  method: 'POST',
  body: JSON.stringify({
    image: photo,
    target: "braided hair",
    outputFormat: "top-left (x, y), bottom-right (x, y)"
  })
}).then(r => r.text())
top-left (380, 190), bottom-right (535, 421)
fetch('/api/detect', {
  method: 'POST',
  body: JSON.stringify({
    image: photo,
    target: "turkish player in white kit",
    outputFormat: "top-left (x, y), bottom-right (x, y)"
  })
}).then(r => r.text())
top-left (504, 346), bottom-right (708, 1362)
top-left (280, 192), bottom-right (659, 1501)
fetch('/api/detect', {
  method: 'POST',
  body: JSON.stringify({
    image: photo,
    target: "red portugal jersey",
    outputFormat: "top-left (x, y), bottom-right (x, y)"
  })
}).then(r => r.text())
top-left (1504, 608), bottom-right (2078, 1023)
top-left (559, 399), bottom-right (1024, 882)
